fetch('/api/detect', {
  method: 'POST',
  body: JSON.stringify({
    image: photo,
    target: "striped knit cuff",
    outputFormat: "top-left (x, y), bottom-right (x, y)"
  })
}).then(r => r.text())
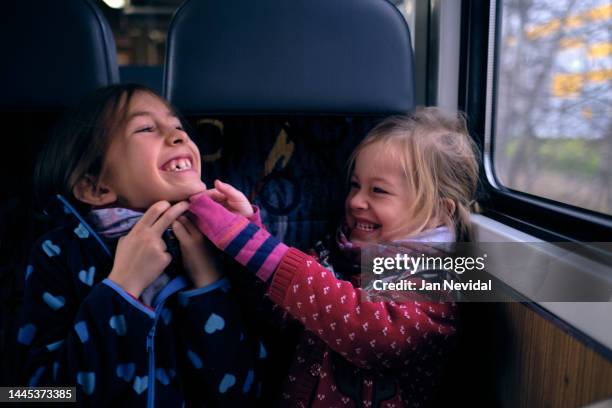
top-left (222, 221), bottom-right (289, 281)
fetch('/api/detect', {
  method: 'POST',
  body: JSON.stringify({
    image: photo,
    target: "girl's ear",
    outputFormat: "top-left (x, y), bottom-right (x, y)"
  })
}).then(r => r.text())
top-left (73, 175), bottom-right (117, 207)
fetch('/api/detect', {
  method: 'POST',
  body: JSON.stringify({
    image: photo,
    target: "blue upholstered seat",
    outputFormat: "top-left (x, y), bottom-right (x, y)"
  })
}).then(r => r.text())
top-left (164, 0), bottom-right (416, 248)
top-left (0, 0), bottom-right (118, 383)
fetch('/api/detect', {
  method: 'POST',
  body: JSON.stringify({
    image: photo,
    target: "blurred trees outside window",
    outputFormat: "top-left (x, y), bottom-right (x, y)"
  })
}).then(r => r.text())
top-left (494, 0), bottom-right (611, 215)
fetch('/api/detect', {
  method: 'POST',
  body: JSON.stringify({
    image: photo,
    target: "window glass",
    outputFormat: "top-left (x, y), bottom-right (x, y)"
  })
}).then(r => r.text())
top-left (494, 0), bottom-right (611, 215)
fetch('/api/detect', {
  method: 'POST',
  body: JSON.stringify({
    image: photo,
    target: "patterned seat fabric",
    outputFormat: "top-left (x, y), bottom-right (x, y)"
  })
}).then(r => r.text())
top-left (191, 116), bottom-right (384, 249)
top-left (165, 0), bottom-right (415, 248)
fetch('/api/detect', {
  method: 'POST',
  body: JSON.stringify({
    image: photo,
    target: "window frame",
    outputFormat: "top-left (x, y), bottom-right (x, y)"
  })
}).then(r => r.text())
top-left (459, 0), bottom-right (612, 244)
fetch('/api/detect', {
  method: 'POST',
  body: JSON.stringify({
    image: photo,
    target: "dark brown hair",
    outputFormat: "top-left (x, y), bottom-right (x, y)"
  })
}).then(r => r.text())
top-left (34, 84), bottom-right (170, 212)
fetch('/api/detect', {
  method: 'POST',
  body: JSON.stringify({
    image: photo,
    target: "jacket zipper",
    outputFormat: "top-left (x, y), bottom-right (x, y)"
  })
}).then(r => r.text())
top-left (143, 277), bottom-right (188, 407)
top-left (146, 306), bottom-right (163, 408)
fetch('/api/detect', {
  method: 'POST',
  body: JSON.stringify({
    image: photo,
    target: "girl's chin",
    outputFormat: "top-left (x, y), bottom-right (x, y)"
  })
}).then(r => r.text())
top-left (350, 229), bottom-right (405, 245)
top-left (349, 238), bottom-right (369, 246)
top-left (348, 230), bottom-right (379, 245)
top-left (185, 185), bottom-right (207, 198)
top-left (170, 183), bottom-right (207, 201)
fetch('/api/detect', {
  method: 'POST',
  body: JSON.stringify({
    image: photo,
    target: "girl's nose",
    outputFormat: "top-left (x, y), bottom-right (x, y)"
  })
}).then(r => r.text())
top-left (348, 191), bottom-right (368, 210)
top-left (167, 127), bottom-right (187, 145)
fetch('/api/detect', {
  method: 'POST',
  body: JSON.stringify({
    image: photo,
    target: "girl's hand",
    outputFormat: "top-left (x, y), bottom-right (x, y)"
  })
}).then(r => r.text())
top-left (205, 180), bottom-right (254, 218)
top-left (108, 201), bottom-right (190, 297)
top-left (188, 192), bottom-right (289, 282)
top-left (172, 215), bottom-right (221, 288)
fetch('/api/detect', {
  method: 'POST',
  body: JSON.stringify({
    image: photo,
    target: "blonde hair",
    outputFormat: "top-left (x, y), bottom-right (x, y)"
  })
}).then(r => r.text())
top-left (348, 107), bottom-right (480, 241)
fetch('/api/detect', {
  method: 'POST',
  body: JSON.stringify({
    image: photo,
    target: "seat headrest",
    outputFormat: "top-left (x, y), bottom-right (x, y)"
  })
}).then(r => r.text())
top-left (0, 0), bottom-right (119, 110)
top-left (165, 0), bottom-right (415, 115)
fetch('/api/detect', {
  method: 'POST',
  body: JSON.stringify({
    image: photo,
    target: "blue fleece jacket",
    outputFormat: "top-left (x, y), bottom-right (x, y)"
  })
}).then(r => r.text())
top-left (17, 196), bottom-right (265, 407)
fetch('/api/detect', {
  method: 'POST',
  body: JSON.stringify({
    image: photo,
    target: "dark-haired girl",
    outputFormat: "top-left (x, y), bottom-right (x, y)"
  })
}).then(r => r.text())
top-left (17, 84), bottom-right (264, 407)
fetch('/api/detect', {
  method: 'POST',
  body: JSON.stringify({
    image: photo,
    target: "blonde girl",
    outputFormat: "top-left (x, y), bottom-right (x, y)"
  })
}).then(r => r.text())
top-left (188, 106), bottom-right (480, 407)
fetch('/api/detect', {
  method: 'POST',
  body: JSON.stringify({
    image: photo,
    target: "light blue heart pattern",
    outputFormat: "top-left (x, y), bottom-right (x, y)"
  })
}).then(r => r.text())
top-left (109, 315), bottom-right (127, 336)
top-left (74, 321), bottom-right (89, 343)
top-left (25, 265), bottom-right (33, 281)
top-left (46, 339), bottom-right (64, 352)
top-left (74, 223), bottom-right (90, 239)
top-left (204, 313), bottom-right (225, 334)
top-left (42, 292), bottom-right (65, 311)
top-left (116, 363), bottom-right (136, 382)
top-left (156, 368), bottom-right (170, 385)
top-left (77, 371), bottom-right (96, 395)
top-left (42, 240), bottom-right (61, 257)
top-left (242, 369), bottom-right (254, 393)
top-left (219, 374), bottom-right (236, 394)
top-left (17, 324), bottom-right (36, 345)
top-left (29, 366), bottom-right (45, 387)
top-left (187, 350), bottom-right (202, 369)
top-left (78, 266), bottom-right (96, 286)
top-left (133, 376), bottom-right (148, 395)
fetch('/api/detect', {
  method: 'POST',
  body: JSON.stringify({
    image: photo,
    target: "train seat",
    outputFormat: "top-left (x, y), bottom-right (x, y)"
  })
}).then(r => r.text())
top-left (0, 0), bottom-right (118, 383)
top-left (164, 0), bottom-right (415, 249)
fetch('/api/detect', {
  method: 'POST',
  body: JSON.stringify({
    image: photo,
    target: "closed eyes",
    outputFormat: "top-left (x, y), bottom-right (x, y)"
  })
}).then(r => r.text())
top-left (135, 124), bottom-right (183, 133)
top-left (350, 181), bottom-right (389, 195)
top-left (136, 126), bottom-right (154, 133)
top-left (373, 187), bottom-right (389, 194)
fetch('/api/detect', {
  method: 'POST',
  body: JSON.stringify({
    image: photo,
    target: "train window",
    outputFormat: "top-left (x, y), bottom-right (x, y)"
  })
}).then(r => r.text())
top-left (491, 0), bottom-right (611, 216)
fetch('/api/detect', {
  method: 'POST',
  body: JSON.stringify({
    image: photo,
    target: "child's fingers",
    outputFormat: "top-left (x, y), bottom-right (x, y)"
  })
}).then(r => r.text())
top-left (135, 200), bottom-right (171, 231)
top-left (214, 180), bottom-right (246, 201)
top-left (151, 201), bottom-right (190, 235)
top-left (203, 188), bottom-right (217, 197)
top-left (205, 188), bottom-right (227, 203)
top-left (178, 215), bottom-right (200, 236)
top-left (172, 220), bottom-right (191, 242)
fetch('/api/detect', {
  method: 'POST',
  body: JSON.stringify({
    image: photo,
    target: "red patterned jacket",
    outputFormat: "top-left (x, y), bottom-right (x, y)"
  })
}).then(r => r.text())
top-left (266, 248), bottom-right (457, 408)
top-left (187, 195), bottom-right (458, 407)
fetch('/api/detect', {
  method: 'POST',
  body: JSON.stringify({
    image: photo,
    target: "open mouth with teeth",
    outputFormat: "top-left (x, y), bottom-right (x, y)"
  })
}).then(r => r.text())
top-left (161, 157), bottom-right (193, 172)
top-left (354, 221), bottom-right (381, 232)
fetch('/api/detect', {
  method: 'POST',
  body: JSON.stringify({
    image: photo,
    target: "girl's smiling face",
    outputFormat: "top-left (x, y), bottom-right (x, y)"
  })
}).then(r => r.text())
top-left (99, 91), bottom-right (204, 209)
top-left (345, 143), bottom-right (430, 244)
